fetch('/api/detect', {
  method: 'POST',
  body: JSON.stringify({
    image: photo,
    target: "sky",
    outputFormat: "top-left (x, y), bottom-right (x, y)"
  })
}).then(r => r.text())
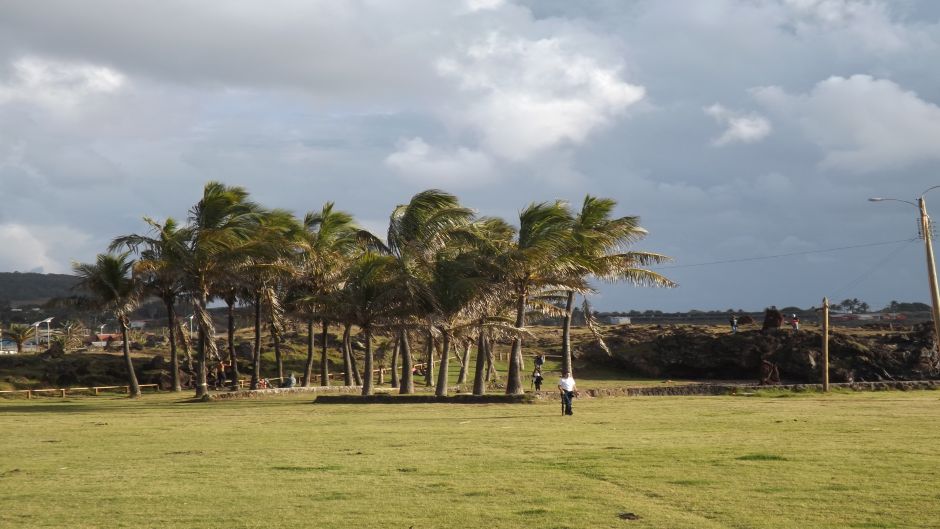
top-left (2, 0), bottom-right (940, 312)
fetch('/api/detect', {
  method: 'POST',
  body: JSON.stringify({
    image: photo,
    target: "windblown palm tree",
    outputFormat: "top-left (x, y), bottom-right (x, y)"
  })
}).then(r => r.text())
top-left (111, 217), bottom-right (188, 391)
top-left (183, 182), bottom-right (262, 398)
top-left (386, 190), bottom-right (473, 394)
top-left (559, 196), bottom-right (676, 375)
top-left (498, 201), bottom-right (579, 395)
top-left (72, 253), bottom-right (143, 397)
top-left (338, 251), bottom-right (402, 395)
top-left (3, 323), bottom-right (36, 354)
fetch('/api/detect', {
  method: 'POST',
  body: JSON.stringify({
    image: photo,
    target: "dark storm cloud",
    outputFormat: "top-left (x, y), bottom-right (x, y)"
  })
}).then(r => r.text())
top-left (1, 0), bottom-right (939, 311)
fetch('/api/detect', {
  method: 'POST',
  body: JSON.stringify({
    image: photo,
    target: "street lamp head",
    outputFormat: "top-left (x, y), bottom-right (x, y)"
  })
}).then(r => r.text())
top-left (868, 197), bottom-right (885, 202)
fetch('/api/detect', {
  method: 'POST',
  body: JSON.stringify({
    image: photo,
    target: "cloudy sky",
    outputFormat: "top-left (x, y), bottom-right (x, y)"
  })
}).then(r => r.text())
top-left (2, 0), bottom-right (940, 311)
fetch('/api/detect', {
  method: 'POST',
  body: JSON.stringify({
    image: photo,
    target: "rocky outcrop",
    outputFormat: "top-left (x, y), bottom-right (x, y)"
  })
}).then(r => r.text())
top-left (582, 323), bottom-right (940, 383)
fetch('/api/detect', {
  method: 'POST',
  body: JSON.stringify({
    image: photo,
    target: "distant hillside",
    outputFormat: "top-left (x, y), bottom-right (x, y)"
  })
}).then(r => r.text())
top-left (0, 272), bottom-right (80, 306)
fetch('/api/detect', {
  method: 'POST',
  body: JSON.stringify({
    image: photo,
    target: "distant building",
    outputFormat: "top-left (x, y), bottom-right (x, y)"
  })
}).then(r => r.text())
top-left (129, 320), bottom-right (148, 330)
top-left (605, 316), bottom-right (632, 325)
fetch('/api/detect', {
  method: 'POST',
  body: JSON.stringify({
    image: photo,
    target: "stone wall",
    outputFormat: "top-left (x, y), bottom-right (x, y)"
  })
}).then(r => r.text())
top-left (207, 385), bottom-right (363, 400)
top-left (536, 380), bottom-right (940, 400)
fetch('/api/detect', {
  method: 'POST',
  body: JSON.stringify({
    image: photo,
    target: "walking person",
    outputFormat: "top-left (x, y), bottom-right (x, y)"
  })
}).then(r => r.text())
top-left (558, 370), bottom-right (577, 416)
top-left (729, 314), bottom-right (738, 334)
top-left (533, 369), bottom-right (544, 392)
top-left (791, 314), bottom-right (800, 331)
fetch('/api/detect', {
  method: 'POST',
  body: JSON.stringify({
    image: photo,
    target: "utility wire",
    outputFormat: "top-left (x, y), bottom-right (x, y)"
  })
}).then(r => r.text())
top-left (828, 238), bottom-right (919, 300)
top-left (653, 238), bottom-right (919, 270)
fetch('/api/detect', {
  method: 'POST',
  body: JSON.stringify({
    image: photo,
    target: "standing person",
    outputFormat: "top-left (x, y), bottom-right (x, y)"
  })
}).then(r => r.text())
top-left (533, 369), bottom-right (544, 391)
top-left (791, 314), bottom-right (800, 331)
top-left (729, 314), bottom-right (738, 334)
top-left (534, 353), bottom-right (545, 371)
top-left (215, 360), bottom-right (227, 390)
top-left (558, 370), bottom-right (577, 416)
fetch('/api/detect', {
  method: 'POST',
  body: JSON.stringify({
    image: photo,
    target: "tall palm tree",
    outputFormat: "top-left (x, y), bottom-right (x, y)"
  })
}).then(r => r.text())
top-left (72, 253), bottom-right (143, 397)
top-left (559, 196), bottom-right (676, 375)
top-left (111, 217), bottom-right (188, 392)
top-left (3, 323), bottom-right (35, 354)
top-left (297, 202), bottom-right (376, 387)
top-left (183, 182), bottom-right (262, 398)
top-left (386, 189), bottom-right (473, 394)
top-left (498, 201), bottom-right (578, 395)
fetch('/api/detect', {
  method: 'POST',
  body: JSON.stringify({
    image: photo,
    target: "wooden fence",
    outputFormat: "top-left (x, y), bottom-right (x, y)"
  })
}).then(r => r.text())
top-left (0, 384), bottom-right (160, 399)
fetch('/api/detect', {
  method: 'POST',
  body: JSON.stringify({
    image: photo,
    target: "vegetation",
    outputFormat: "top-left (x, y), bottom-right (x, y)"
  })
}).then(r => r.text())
top-left (1, 391), bottom-right (938, 528)
top-left (103, 183), bottom-right (671, 397)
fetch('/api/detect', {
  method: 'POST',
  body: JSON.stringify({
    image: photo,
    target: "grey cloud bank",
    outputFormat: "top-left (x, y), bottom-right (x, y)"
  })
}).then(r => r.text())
top-left (1, 0), bottom-right (939, 312)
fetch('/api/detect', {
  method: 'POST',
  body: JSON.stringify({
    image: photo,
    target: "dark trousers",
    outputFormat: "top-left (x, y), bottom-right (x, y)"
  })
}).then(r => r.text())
top-left (561, 390), bottom-right (574, 415)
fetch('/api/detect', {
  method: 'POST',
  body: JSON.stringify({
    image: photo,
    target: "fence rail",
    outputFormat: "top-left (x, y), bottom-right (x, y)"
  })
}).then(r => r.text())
top-left (0, 384), bottom-right (159, 399)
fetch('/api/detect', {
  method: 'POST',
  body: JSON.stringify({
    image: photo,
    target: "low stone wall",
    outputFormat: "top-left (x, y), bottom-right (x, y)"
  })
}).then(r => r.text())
top-left (207, 385), bottom-right (363, 401)
top-left (535, 380), bottom-right (940, 400)
top-left (314, 393), bottom-right (533, 404)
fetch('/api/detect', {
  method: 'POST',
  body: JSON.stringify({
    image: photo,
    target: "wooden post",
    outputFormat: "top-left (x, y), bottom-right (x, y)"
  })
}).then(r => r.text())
top-left (61, 389), bottom-right (66, 397)
top-left (94, 387), bottom-right (99, 396)
top-left (26, 390), bottom-right (31, 400)
top-left (822, 297), bottom-right (830, 392)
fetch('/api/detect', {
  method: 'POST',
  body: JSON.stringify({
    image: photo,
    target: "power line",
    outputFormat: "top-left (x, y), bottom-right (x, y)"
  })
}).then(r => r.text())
top-left (653, 238), bottom-right (919, 270)
top-left (828, 238), bottom-right (918, 300)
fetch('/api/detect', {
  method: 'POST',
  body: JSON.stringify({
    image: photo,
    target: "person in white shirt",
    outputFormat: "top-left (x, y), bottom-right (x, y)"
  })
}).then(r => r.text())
top-left (558, 371), bottom-right (577, 416)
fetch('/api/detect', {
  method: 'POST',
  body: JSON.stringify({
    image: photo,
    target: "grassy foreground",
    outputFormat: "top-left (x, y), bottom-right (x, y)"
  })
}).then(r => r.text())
top-left (1, 392), bottom-right (939, 528)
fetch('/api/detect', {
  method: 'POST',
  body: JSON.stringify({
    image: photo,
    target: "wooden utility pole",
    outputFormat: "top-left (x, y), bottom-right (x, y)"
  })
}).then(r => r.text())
top-left (822, 297), bottom-right (830, 392)
top-left (919, 197), bottom-right (940, 353)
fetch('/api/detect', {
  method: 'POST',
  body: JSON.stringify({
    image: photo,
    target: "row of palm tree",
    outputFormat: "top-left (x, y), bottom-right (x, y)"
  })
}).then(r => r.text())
top-left (71, 183), bottom-right (674, 398)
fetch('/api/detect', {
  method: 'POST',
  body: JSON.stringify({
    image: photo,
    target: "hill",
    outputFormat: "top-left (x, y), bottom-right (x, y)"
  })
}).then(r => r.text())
top-left (0, 272), bottom-right (80, 306)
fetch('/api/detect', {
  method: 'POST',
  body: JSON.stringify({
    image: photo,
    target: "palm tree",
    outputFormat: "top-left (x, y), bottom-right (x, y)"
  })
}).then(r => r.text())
top-left (559, 196), bottom-right (676, 375)
top-left (297, 202), bottom-right (375, 387)
top-left (3, 323), bottom-right (35, 354)
top-left (72, 253), bottom-right (143, 397)
top-left (386, 189), bottom-right (473, 394)
top-left (183, 182), bottom-right (261, 398)
top-left (111, 217), bottom-right (188, 392)
top-left (498, 201), bottom-right (578, 395)
top-left (339, 251), bottom-right (401, 395)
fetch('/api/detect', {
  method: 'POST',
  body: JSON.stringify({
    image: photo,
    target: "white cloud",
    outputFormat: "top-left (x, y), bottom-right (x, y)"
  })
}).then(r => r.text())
top-left (0, 223), bottom-right (91, 273)
top-left (754, 74), bottom-right (940, 172)
top-left (0, 56), bottom-right (125, 110)
top-left (384, 137), bottom-right (495, 187)
top-left (463, 0), bottom-right (505, 12)
top-left (436, 32), bottom-right (645, 160)
top-left (704, 103), bottom-right (772, 146)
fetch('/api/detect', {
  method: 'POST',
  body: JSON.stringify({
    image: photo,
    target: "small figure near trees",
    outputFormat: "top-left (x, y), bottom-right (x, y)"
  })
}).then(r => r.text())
top-left (790, 314), bottom-right (800, 331)
top-left (533, 369), bottom-right (544, 391)
top-left (729, 314), bottom-right (738, 334)
top-left (558, 370), bottom-right (577, 416)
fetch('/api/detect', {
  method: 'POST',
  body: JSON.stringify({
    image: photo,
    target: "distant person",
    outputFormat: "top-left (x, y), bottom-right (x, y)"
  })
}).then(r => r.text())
top-left (558, 370), bottom-right (577, 416)
top-left (533, 369), bottom-right (544, 391)
top-left (534, 354), bottom-right (545, 370)
top-left (281, 373), bottom-right (296, 388)
top-left (791, 314), bottom-right (800, 331)
top-left (215, 361), bottom-right (227, 389)
top-left (729, 314), bottom-right (738, 334)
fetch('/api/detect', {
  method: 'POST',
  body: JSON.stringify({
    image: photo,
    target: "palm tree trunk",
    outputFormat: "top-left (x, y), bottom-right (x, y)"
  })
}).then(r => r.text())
top-left (251, 293), bottom-right (262, 390)
top-left (361, 326), bottom-right (374, 395)
top-left (506, 293), bottom-right (527, 395)
top-left (194, 293), bottom-right (209, 399)
top-left (484, 336), bottom-right (493, 382)
top-left (228, 300), bottom-right (238, 390)
top-left (342, 323), bottom-right (354, 386)
top-left (320, 321), bottom-right (330, 386)
top-left (165, 300), bottom-right (181, 392)
top-left (425, 330), bottom-right (435, 387)
top-left (346, 324), bottom-right (363, 386)
top-left (176, 319), bottom-right (194, 375)
top-left (121, 318), bottom-right (141, 398)
top-left (472, 331), bottom-right (487, 395)
top-left (457, 339), bottom-right (471, 386)
top-left (561, 290), bottom-right (575, 376)
top-left (435, 331), bottom-right (451, 397)
top-left (390, 336), bottom-right (400, 388)
top-left (399, 329), bottom-right (414, 394)
top-left (271, 321), bottom-right (284, 380)
top-left (303, 319), bottom-right (315, 387)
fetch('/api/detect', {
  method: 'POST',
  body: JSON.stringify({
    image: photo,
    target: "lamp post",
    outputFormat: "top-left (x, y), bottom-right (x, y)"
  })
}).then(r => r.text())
top-left (870, 185), bottom-right (940, 352)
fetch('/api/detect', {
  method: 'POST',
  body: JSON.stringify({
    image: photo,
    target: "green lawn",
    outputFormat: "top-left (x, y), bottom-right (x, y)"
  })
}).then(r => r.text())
top-left (1, 391), bottom-right (938, 528)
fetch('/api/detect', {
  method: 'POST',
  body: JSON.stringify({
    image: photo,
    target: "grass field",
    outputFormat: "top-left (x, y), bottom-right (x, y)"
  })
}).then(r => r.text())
top-left (2, 391), bottom-right (939, 528)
